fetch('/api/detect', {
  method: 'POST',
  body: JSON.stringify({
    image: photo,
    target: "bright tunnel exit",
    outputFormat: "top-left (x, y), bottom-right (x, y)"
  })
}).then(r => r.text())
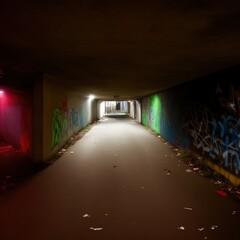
top-left (97, 100), bottom-right (141, 122)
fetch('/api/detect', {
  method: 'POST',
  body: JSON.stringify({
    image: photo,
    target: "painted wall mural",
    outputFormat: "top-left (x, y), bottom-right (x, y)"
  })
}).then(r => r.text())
top-left (141, 65), bottom-right (240, 176)
top-left (51, 96), bottom-right (88, 149)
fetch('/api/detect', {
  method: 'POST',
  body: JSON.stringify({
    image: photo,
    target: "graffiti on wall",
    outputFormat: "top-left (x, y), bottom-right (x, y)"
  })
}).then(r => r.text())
top-left (150, 94), bottom-right (161, 133)
top-left (51, 96), bottom-right (88, 149)
top-left (186, 88), bottom-right (240, 176)
top-left (141, 67), bottom-right (240, 176)
top-left (142, 94), bottom-right (161, 134)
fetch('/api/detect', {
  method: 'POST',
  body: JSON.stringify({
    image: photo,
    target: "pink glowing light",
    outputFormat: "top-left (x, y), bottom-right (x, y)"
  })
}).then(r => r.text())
top-left (0, 90), bottom-right (4, 94)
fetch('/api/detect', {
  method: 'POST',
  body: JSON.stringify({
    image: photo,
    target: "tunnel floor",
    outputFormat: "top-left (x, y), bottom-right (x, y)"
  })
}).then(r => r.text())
top-left (0, 141), bottom-right (32, 188)
top-left (0, 116), bottom-right (240, 240)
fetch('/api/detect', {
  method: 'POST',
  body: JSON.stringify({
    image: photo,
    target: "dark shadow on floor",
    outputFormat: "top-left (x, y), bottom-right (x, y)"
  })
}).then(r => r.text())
top-left (104, 113), bottom-right (130, 118)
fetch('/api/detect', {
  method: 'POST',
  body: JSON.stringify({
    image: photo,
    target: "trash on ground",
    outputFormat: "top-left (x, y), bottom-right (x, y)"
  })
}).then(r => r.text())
top-left (83, 214), bottom-right (91, 218)
top-left (232, 211), bottom-right (237, 215)
top-left (193, 168), bottom-right (199, 171)
top-left (90, 227), bottom-right (103, 231)
top-left (186, 169), bottom-right (193, 173)
top-left (189, 163), bottom-right (194, 167)
top-left (174, 148), bottom-right (179, 151)
top-left (215, 180), bottom-right (222, 185)
top-left (164, 169), bottom-right (172, 175)
top-left (178, 226), bottom-right (185, 230)
top-left (70, 151), bottom-right (74, 154)
top-left (184, 207), bottom-right (193, 211)
top-left (176, 153), bottom-right (181, 156)
top-left (198, 227), bottom-right (204, 231)
top-left (216, 189), bottom-right (228, 197)
top-left (211, 225), bottom-right (218, 230)
top-left (62, 148), bottom-right (66, 152)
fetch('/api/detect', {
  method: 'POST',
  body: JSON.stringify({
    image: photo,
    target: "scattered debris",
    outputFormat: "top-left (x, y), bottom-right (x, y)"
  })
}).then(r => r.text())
top-left (176, 153), bottom-right (181, 157)
top-left (215, 180), bottom-right (222, 185)
top-left (105, 214), bottom-right (109, 216)
top-left (216, 189), bottom-right (228, 197)
top-left (174, 148), bottom-right (179, 151)
top-left (186, 169), bottom-right (193, 173)
top-left (232, 211), bottom-right (237, 215)
top-left (184, 207), bottom-right (193, 211)
top-left (83, 214), bottom-right (91, 218)
top-left (70, 151), bottom-right (74, 154)
top-left (178, 226), bottom-right (185, 230)
top-left (164, 169), bottom-right (172, 175)
top-left (193, 167), bottom-right (199, 171)
top-left (198, 227), bottom-right (204, 231)
top-left (211, 225), bottom-right (218, 230)
top-left (62, 148), bottom-right (66, 152)
top-left (90, 227), bottom-right (103, 231)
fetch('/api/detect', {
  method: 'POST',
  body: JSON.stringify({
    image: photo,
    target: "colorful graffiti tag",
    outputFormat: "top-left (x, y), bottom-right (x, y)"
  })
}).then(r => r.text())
top-left (51, 96), bottom-right (88, 149)
top-left (186, 109), bottom-right (240, 175)
top-left (142, 94), bottom-right (161, 134)
top-left (150, 94), bottom-right (161, 133)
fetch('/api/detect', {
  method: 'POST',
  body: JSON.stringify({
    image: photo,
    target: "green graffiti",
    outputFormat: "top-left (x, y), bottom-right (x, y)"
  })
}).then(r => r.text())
top-left (150, 94), bottom-right (161, 133)
top-left (52, 108), bottom-right (62, 148)
top-left (142, 111), bottom-right (148, 126)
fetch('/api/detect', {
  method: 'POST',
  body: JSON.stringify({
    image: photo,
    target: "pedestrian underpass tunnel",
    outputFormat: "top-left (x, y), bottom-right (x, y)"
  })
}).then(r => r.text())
top-left (0, 67), bottom-right (240, 187)
top-left (1, 1), bottom-right (240, 238)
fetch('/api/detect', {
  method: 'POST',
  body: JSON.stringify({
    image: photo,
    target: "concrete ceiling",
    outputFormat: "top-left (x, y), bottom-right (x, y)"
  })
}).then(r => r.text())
top-left (0, 0), bottom-right (240, 99)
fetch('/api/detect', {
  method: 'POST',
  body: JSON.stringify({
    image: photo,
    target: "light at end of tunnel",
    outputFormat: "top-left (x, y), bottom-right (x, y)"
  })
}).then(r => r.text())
top-left (89, 94), bottom-right (95, 100)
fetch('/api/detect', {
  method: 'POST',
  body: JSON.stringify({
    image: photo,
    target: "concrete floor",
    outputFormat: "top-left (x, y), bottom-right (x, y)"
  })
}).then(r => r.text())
top-left (0, 116), bottom-right (239, 240)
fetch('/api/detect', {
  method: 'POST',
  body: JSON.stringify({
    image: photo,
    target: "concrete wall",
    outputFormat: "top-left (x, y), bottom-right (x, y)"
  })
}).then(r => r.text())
top-left (141, 65), bottom-right (240, 177)
top-left (129, 100), bottom-right (141, 122)
top-left (0, 87), bottom-right (33, 157)
top-left (42, 74), bottom-right (97, 161)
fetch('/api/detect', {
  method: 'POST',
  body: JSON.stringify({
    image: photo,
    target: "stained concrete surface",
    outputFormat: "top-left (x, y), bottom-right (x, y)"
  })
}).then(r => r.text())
top-left (0, 116), bottom-right (240, 240)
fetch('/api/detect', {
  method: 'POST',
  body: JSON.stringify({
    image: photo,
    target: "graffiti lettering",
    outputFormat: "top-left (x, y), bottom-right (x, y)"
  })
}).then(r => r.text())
top-left (186, 106), bottom-right (240, 175)
top-left (51, 96), bottom-right (88, 149)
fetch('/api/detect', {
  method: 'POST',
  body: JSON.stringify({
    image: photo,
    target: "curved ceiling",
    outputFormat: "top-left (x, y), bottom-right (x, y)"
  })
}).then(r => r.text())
top-left (0, 0), bottom-right (240, 99)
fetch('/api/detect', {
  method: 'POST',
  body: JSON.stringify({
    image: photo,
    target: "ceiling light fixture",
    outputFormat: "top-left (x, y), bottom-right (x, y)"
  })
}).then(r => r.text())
top-left (89, 94), bottom-right (95, 100)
